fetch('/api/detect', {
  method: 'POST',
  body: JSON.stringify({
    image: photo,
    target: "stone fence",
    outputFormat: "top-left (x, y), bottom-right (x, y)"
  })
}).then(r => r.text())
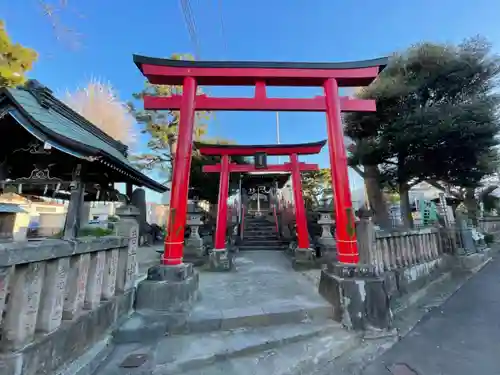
top-left (0, 234), bottom-right (138, 375)
top-left (478, 216), bottom-right (500, 236)
top-left (358, 222), bottom-right (442, 276)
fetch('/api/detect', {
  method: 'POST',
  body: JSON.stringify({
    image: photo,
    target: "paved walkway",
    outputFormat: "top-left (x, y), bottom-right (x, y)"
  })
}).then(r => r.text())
top-left (360, 255), bottom-right (500, 375)
top-left (94, 251), bottom-right (348, 375)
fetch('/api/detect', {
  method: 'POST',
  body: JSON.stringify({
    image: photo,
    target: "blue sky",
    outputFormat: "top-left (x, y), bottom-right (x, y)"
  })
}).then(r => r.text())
top-left (3, 0), bottom-right (500, 202)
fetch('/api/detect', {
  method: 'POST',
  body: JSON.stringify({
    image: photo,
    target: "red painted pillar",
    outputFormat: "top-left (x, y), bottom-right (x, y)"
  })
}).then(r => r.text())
top-left (163, 76), bottom-right (197, 265)
top-left (290, 153), bottom-right (310, 249)
top-left (324, 78), bottom-right (359, 264)
top-left (215, 154), bottom-right (230, 250)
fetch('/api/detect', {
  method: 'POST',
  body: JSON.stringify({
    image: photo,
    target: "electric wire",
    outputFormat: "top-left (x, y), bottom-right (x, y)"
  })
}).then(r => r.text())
top-left (179, 0), bottom-right (201, 58)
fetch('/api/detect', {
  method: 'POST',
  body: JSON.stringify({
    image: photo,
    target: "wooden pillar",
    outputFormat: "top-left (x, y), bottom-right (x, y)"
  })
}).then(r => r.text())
top-left (290, 153), bottom-right (310, 249)
top-left (324, 78), bottom-right (359, 264)
top-left (126, 183), bottom-right (133, 201)
top-left (163, 76), bottom-right (197, 265)
top-left (63, 164), bottom-right (85, 240)
top-left (215, 155), bottom-right (230, 250)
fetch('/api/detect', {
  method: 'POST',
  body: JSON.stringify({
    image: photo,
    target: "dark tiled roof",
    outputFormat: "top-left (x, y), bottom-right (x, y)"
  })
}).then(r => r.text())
top-left (1, 81), bottom-right (167, 193)
top-left (134, 54), bottom-right (389, 72)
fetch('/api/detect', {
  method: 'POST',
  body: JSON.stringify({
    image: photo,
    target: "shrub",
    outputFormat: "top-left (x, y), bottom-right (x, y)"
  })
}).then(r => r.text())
top-left (484, 233), bottom-right (495, 245)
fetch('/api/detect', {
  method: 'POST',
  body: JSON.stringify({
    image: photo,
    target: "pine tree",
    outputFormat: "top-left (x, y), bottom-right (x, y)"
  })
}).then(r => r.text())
top-left (0, 21), bottom-right (38, 87)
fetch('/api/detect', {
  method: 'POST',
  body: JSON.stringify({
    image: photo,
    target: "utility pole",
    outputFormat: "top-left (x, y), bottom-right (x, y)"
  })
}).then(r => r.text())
top-left (276, 112), bottom-right (281, 163)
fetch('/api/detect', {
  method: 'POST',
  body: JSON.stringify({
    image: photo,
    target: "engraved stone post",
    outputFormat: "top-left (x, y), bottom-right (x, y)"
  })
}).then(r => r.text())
top-left (0, 266), bottom-right (13, 327)
top-left (37, 257), bottom-right (70, 333)
top-left (356, 216), bottom-right (376, 265)
top-left (84, 251), bottom-right (106, 310)
top-left (102, 248), bottom-right (119, 300)
top-left (63, 253), bottom-right (90, 320)
top-left (1, 262), bottom-right (44, 350)
top-left (115, 205), bottom-right (140, 293)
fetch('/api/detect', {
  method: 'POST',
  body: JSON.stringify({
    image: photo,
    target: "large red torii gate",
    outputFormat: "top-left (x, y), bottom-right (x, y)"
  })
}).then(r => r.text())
top-left (134, 55), bottom-right (387, 265)
top-left (197, 140), bottom-right (325, 252)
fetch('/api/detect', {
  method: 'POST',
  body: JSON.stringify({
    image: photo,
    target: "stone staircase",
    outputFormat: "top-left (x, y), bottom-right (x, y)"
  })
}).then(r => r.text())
top-left (239, 215), bottom-right (287, 251)
top-left (88, 252), bottom-right (358, 375)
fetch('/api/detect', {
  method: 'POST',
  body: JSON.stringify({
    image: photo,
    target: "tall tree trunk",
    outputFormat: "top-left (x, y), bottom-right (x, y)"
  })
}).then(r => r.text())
top-left (464, 188), bottom-right (478, 225)
top-left (364, 165), bottom-right (391, 228)
top-left (399, 182), bottom-right (414, 228)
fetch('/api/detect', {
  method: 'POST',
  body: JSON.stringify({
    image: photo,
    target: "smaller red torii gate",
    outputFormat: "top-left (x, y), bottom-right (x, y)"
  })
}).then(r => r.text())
top-left (197, 140), bottom-right (326, 252)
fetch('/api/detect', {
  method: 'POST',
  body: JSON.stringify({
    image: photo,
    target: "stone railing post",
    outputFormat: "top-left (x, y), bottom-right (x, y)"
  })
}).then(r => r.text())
top-left (357, 216), bottom-right (376, 265)
top-left (0, 266), bottom-right (13, 327)
top-left (84, 251), bottom-right (106, 310)
top-left (37, 258), bottom-right (70, 333)
top-left (63, 253), bottom-right (90, 320)
top-left (115, 205), bottom-right (140, 293)
top-left (102, 248), bottom-right (119, 300)
top-left (1, 262), bottom-right (44, 350)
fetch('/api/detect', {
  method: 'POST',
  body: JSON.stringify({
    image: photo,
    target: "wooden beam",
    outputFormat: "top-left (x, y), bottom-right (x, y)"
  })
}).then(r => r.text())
top-left (202, 162), bottom-right (319, 173)
top-left (144, 95), bottom-right (376, 113)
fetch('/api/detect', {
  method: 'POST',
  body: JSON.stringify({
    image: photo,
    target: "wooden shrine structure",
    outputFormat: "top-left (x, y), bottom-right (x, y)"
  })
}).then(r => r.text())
top-left (0, 80), bottom-right (167, 239)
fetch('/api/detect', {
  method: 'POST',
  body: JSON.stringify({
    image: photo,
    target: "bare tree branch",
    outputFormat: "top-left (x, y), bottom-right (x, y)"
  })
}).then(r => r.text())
top-left (37, 0), bottom-right (83, 49)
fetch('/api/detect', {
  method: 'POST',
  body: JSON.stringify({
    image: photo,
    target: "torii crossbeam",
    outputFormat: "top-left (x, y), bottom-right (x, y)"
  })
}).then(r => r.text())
top-left (134, 55), bottom-right (388, 265)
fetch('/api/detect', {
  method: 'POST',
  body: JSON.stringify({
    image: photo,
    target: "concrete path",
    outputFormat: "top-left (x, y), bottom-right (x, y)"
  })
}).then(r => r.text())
top-left (94, 251), bottom-right (359, 374)
top-left (359, 255), bottom-right (500, 375)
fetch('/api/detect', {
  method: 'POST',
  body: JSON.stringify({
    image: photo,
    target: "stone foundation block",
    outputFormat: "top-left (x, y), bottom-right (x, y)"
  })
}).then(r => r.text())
top-left (135, 263), bottom-right (199, 314)
top-left (208, 249), bottom-right (233, 271)
top-left (316, 240), bottom-right (337, 264)
top-left (456, 252), bottom-right (490, 271)
top-left (318, 264), bottom-right (393, 331)
top-left (184, 239), bottom-right (207, 266)
top-left (292, 248), bottom-right (317, 270)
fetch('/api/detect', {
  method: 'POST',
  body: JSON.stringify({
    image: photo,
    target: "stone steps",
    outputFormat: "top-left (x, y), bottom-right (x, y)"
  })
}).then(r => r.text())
top-left (113, 300), bottom-right (333, 343)
top-left (177, 326), bottom-right (358, 375)
top-left (242, 238), bottom-right (282, 244)
top-left (94, 321), bottom-right (357, 375)
top-left (241, 218), bottom-right (284, 251)
top-left (239, 246), bottom-right (288, 251)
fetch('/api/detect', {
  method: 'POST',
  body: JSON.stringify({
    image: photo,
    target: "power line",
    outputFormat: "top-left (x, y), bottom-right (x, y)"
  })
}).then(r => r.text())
top-left (179, 0), bottom-right (201, 58)
top-left (216, 0), bottom-right (228, 58)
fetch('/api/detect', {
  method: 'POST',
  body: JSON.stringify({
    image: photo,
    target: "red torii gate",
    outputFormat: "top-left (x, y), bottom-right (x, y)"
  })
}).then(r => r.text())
top-left (197, 140), bottom-right (326, 252)
top-left (134, 55), bottom-right (387, 265)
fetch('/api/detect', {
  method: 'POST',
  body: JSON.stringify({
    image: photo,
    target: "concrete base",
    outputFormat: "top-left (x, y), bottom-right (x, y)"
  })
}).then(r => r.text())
top-left (456, 251), bottom-right (492, 271)
top-left (316, 238), bottom-right (337, 264)
top-left (292, 248), bottom-right (317, 270)
top-left (318, 263), bottom-right (393, 331)
top-left (208, 249), bottom-right (233, 271)
top-left (184, 239), bottom-right (207, 266)
top-left (135, 263), bottom-right (199, 314)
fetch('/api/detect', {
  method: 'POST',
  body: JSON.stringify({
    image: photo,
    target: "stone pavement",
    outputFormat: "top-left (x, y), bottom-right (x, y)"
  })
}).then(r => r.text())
top-left (94, 250), bottom-right (359, 375)
top-left (354, 254), bottom-right (500, 375)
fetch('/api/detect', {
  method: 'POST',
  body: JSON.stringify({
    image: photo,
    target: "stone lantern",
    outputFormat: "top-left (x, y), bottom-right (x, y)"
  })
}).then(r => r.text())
top-left (184, 197), bottom-right (205, 264)
top-left (315, 191), bottom-right (336, 261)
